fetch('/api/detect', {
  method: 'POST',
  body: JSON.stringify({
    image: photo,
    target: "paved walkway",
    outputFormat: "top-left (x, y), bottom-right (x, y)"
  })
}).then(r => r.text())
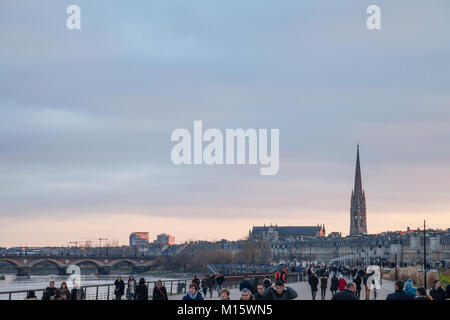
top-left (172, 277), bottom-right (396, 300)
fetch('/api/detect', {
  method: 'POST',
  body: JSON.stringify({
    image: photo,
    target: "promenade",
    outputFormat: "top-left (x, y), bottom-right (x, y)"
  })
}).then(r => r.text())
top-left (172, 277), bottom-right (396, 300)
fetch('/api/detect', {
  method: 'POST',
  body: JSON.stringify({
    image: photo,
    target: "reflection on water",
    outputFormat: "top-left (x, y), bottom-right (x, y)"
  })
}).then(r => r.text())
top-left (0, 273), bottom-right (183, 293)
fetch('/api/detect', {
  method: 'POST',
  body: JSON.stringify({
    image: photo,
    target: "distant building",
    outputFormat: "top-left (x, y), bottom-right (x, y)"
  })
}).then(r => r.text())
top-left (249, 224), bottom-right (325, 241)
top-left (129, 232), bottom-right (149, 247)
top-left (155, 233), bottom-right (175, 245)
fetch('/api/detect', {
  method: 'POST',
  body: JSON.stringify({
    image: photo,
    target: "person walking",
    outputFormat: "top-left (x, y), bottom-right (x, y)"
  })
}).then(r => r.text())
top-left (207, 273), bottom-right (216, 298)
top-left (216, 272), bottom-right (225, 297)
top-left (429, 280), bottom-right (446, 300)
top-left (127, 275), bottom-right (137, 300)
top-left (320, 272), bottom-right (328, 300)
top-left (239, 275), bottom-right (251, 291)
top-left (353, 274), bottom-right (362, 299)
top-left (192, 275), bottom-right (200, 291)
top-left (201, 275), bottom-right (209, 297)
top-left (386, 281), bottom-right (414, 300)
top-left (308, 272), bottom-right (319, 300)
top-left (330, 273), bottom-right (339, 296)
top-left (134, 278), bottom-right (149, 300)
top-left (114, 275), bottom-right (125, 300)
top-left (153, 279), bottom-right (168, 300)
top-left (332, 282), bottom-right (358, 300)
top-left (182, 284), bottom-right (204, 300)
top-left (404, 279), bottom-right (416, 297)
top-left (338, 275), bottom-right (347, 291)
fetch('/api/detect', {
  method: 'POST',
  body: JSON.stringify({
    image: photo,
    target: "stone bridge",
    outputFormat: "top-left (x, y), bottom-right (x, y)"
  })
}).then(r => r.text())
top-left (0, 255), bottom-right (154, 276)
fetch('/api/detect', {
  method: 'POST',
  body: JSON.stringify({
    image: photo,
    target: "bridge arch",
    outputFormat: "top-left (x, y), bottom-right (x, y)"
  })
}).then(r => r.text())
top-left (0, 258), bottom-right (22, 270)
top-left (73, 259), bottom-right (104, 268)
top-left (28, 259), bottom-right (65, 268)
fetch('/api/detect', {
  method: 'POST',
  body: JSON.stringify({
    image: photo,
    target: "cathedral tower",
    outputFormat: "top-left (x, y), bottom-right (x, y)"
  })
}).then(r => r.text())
top-left (350, 144), bottom-right (367, 235)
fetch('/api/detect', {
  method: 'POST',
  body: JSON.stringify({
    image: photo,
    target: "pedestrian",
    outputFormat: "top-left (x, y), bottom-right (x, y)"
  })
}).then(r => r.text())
top-left (338, 275), bottom-right (347, 291)
top-left (404, 278), bottom-right (416, 297)
top-left (220, 288), bottom-right (230, 300)
top-left (192, 275), bottom-right (200, 291)
top-left (353, 275), bottom-right (362, 299)
top-left (207, 273), bottom-right (216, 298)
top-left (42, 281), bottom-right (56, 300)
top-left (386, 280), bottom-right (414, 300)
top-left (216, 271), bottom-right (225, 297)
top-left (240, 288), bottom-right (254, 300)
top-left (429, 280), bottom-right (446, 300)
top-left (362, 269), bottom-right (374, 300)
top-left (263, 277), bottom-right (271, 289)
top-left (254, 284), bottom-right (266, 300)
top-left (320, 273), bottom-right (328, 300)
top-left (127, 275), bottom-right (137, 300)
top-left (134, 278), bottom-right (149, 300)
top-left (330, 273), bottom-right (338, 296)
top-left (446, 284), bottom-right (450, 300)
top-left (332, 282), bottom-right (358, 300)
top-left (182, 283), bottom-right (204, 300)
top-left (415, 287), bottom-right (432, 300)
top-left (263, 281), bottom-right (298, 300)
top-left (308, 272), bottom-right (319, 300)
top-left (153, 279), bottom-right (168, 300)
top-left (239, 275), bottom-right (251, 291)
top-left (55, 282), bottom-right (71, 300)
top-left (114, 275), bottom-right (125, 300)
top-left (201, 275), bottom-right (209, 297)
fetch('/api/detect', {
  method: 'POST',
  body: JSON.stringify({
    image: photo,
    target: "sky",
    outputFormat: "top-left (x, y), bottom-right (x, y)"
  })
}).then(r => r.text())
top-left (1, 1), bottom-right (450, 247)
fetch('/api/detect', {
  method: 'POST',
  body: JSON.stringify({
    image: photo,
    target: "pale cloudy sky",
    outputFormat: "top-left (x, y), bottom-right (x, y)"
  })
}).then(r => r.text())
top-left (1, 1), bottom-right (450, 247)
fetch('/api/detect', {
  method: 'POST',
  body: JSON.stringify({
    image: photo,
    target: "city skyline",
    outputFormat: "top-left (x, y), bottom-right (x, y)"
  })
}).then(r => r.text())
top-left (1, 1), bottom-right (450, 247)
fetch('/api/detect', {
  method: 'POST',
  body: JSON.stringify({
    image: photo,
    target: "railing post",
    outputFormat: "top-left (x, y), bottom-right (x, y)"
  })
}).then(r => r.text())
top-left (9, 292), bottom-right (12, 300)
top-left (95, 286), bottom-right (99, 300)
top-left (170, 281), bottom-right (173, 295)
top-left (107, 285), bottom-right (110, 300)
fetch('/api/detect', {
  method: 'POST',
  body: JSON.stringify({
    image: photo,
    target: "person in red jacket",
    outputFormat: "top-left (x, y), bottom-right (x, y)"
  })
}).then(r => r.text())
top-left (338, 275), bottom-right (347, 291)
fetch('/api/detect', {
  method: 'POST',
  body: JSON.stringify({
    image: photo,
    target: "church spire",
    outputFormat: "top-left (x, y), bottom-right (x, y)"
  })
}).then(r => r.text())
top-left (354, 143), bottom-right (363, 195)
top-left (350, 143), bottom-right (367, 235)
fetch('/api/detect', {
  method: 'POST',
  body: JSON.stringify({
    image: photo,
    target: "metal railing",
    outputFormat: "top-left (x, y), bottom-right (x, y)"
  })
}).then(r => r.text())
top-left (0, 272), bottom-right (301, 300)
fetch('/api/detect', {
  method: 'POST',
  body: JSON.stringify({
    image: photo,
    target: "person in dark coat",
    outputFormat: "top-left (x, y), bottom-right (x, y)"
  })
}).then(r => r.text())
top-left (134, 278), bottom-right (149, 300)
top-left (42, 281), bottom-right (57, 300)
top-left (216, 272), bottom-right (225, 297)
top-left (207, 273), bottom-right (216, 298)
top-left (114, 275), bottom-right (125, 300)
top-left (192, 275), bottom-right (200, 290)
top-left (446, 284), bottom-right (450, 300)
top-left (353, 275), bottom-right (362, 299)
top-left (240, 288), bottom-right (255, 300)
top-left (263, 278), bottom-right (271, 289)
top-left (201, 275), bottom-right (209, 297)
top-left (263, 281), bottom-right (298, 300)
top-left (429, 280), bottom-right (446, 301)
top-left (330, 274), bottom-right (339, 296)
top-left (239, 275), bottom-right (251, 291)
top-left (127, 275), bottom-right (137, 300)
top-left (308, 273), bottom-right (319, 300)
top-left (319, 273), bottom-right (328, 300)
top-left (153, 279), bottom-right (168, 300)
top-left (332, 282), bottom-right (358, 300)
top-left (386, 281), bottom-right (414, 300)
top-left (254, 284), bottom-right (266, 300)
top-left (415, 287), bottom-right (431, 300)
top-left (182, 284), bottom-right (204, 300)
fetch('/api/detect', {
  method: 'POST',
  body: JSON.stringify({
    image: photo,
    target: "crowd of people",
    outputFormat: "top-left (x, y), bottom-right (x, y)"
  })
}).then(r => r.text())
top-left (23, 265), bottom-right (450, 301)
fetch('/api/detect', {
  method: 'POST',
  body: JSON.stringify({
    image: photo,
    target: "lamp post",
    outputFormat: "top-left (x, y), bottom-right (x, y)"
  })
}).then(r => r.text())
top-left (423, 220), bottom-right (427, 290)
